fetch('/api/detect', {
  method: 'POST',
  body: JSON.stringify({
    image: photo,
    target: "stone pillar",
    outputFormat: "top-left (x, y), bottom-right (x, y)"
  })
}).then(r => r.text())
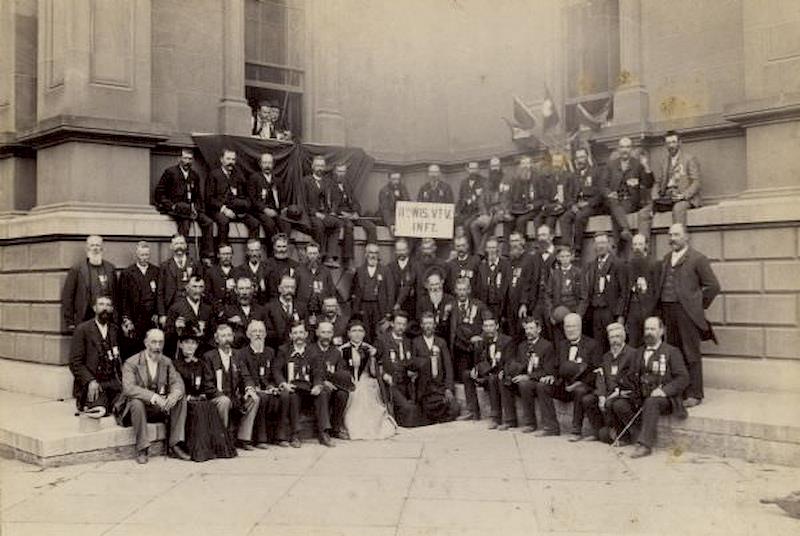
top-left (218, 0), bottom-right (252, 136)
top-left (613, 0), bottom-right (649, 128)
top-left (307, 0), bottom-right (345, 145)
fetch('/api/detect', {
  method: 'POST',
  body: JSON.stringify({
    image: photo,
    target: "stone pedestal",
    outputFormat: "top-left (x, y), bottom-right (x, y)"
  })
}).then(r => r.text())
top-left (218, 0), bottom-right (252, 136)
top-left (306, 0), bottom-right (346, 145)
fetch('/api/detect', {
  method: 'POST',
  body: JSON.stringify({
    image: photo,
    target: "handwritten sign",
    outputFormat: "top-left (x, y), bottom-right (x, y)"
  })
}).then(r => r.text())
top-left (395, 201), bottom-right (455, 239)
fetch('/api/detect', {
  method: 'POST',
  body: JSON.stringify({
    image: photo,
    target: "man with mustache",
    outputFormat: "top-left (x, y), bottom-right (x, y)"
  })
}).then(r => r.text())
top-left (62, 235), bottom-right (117, 333)
top-left (157, 234), bottom-right (203, 327)
top-left (222, 277), bottom-right (268, 349)
top-left (378, 171), bottom-right (410, 236)
top-left (506, 231), bottom-right (542, 342)
top-left (461, 314), bottom-right (513, 427)
top-left (656, 223), bottom-right (720, 408)
top-left (583, 232), bottom-right (627, 353)
top-left (351, 243), bottom-right (394, 342)
top-left (246, 153), bottom-right (291, 257)
top-left (204, 243), bottom-right (238, 314)
top-left (307, 320), bottom-right (351, 442)
top-left (234, 239), bottom-right (271, 305)
top-left (295, 241), bottom-right (337, 325)
top-left (330, 163), bottom-right (378, 267)
top-left (265, 274), bottom-right (308, 349)
top-left (445, 235), bottom-right (480, 294)
top-left (624, 234), bottom-right (660, 348)
top-left (119, 241), bottom-right (160, 355)
top-left (509, 156), bottom-right (549, 240)
top-left (413, 311), bottom-right (459, 424)
top-left (263, 233), bottom-right (300, 302)
top-left (153, 148), bottom-right (215, 262)
top-left (69, 296), bottom-right (122, 416)
top-left (165, 275), bottom-right (214, 355)
top-left (206, 148), bottom-right (259, 248)
top-left (558, 147), bottom-right (604, 258)
top-left (387, 238), bottom-right (418, 319)
top-left (303, 155), bottom-right (343, 269)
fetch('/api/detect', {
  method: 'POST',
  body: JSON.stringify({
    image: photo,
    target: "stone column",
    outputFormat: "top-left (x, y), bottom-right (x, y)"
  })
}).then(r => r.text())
top-left (307, 0), bottom-right (345, 145)
top-left (218, 0), bottom-right (252, 136)
top-left (613, 0), bottom-right (649, 129)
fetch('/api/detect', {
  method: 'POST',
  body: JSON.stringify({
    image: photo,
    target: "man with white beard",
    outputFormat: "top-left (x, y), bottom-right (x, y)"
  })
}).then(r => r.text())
top-left (62, 235), bottom-right (118, 333)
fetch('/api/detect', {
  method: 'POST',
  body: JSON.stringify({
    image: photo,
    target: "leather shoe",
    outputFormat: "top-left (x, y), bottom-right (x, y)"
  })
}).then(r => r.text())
top-left (684, 397), bottom-right (702, 408)
top-left (254, 442), bottom-right (270, 450)
top-left (521, 426), bottom-right (537, 434)
top-left (582, 435), bottom-right (599, 442)
top-left (457, 412), bottom-right (477, 421)
top-left (319, 433), bottom-right (335, 447)
top-left (497, 423), bottom-right (514, 431)
top-left (533, 429), bottom-right (559, 437)
top-left (136, 449), bottom-right (148, 464)
top-left (630, 444), bottom-right (652, 459)
top-left (290, 437), bottom-right (302, 448)
top-left (487, 422), bottom-right (499, 430)
top-left (278, 440), bottom-right (291, 448)
top-left (236, 441), bottom-right (255, 451)
top-left (169, 444), bottom-right (191, 461)
top-left (568, 433), bottom-right (583, 442)
top-left (332, 429), bottom-right (350, 440)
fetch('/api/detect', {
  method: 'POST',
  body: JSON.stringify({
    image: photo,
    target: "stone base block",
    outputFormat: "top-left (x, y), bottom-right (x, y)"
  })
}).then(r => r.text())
top-left (0, 358), bottom-right (72, 399)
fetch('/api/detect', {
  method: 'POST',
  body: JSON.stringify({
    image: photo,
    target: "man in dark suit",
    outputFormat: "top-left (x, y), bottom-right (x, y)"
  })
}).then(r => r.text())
top-left (303, 155), bottom-right (343, 269)
top-left (221, 277), bottom-right (268, 349)
top-left (119, 328), bottom-right (189, 464)
top-left (415, 271), bottom-right (455, 344)
top-left (202, 324), bottom-right (260, 450)
top-left (246, 153), bottom-right (291, 257)
top-left (510, 156), bottom-right (550, 238)
top-left (558, 148), bottom-right (604, 257)
top-left (376, 311), bottom-right (419, 427)
top-left (579, 322), bottom-right (638, 443)
top-left (461, 314), bottom-right (513, 428)
top-left (69, 296), bottom-right (122, 414)
top-left (273, 321), bottom-right (333, 447)
top-left (164, 275), bottom-right (214, 355)
top-left (624, 234), bottom-right (660, 348)
top-left (506, 231), bottom-right (542, 342)
top-left (233, 239), bottom-right (271, 306)
top-left (417, 164), bottom-right (454, 203)
top-left (205, 148), bottom-right (259, 247)
top-left (378, 171), bottom-right (410, 235)
top-left (265, 274), bottom-right (308, 350)
top-left (601, 137), bottom-right (655, 253)
top-left (351, 243), bottom-right (394, 342)
top-left (61, 235), bottom-right (117, 333)
top-left (540, 158), bottom-right (577, 235)
top-left (544, 246), bottom-right (588, 353)
top-left (319, 296), bottom-right (350, 346)
top-left (584, 232), bottom-right (628, 352)
top-left (501, 316), bottom-right (555, 433)
top-left (263, 233), bottom-right (300, 302)
top-left (119, 241), bottom-right (159, 356)
top-left (413, 312), bottom-right (459, 424)
top-left (474, 238), bottom-right (511, 321)
top-left (307, 320), bottom-right (351, 441)
top-left (153, 149), bottom-right (215, 261)
top-left (330, 163), bottom-right (377, 266)
top-left (445, 235), bottom-right (480, 294)
top-left (656, 223), bottom-right (720, 407)
top-left (157, 234), bottom-right (202, 326)
top-left (295, 241), bottom-right (337, 324)
top-left (414, 238), bottom-right (447, 298)
top-left (387, 238), bottom-right (417, 319)
top-left (204, 243), bottom-right (237, 316)
top-left (534, 224), bottom-right (558, 341)
top-left (448, 277), bottom-right (489, 378)
top-left (240, 319), bottom-right (286, 449)
top-left (457, 161), bottom-right (491, 254)
top-left (630, 316), bottom-right (690, 458)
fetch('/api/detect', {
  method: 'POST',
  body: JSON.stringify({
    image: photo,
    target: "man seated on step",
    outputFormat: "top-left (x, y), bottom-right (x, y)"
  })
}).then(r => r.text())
top-left (413, 311), bottom-right (460, 424)
top-left (628, 316), bottom-right (689, 459)
top-left (69, 296), bottom-right (122, 417)
top-left (119, 329), bottom-right (190, 464)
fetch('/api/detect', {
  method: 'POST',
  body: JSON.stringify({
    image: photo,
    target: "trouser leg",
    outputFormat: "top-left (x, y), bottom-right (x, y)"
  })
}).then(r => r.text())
top-left (212, 213), bottom-right (231, 246)
top-left (500, 382), bottom-right (518, 425)
top-left (237, 395), bottom-right (260, 442)
top-left (462, 370), bottom-right (480, 416)
top-left (535, 382), bottom-right (558, 432)
top-left (486, 374), bottom-right (502, 423)
top-left (608, 398), bottom-right (637, 440)
top-left (213, 395), bottom-right (232, 429)
top-left (128, 399), bottom-right (150, 452)
top-left (663, 303), bottom-right (702, 399)
top-left (288, 392), bottom-right (301, 437)
top-left (571, 384), bottom-right (592, 434)
top-left (672, 200), bottom-right (690, 226)
top-left (518, 379), bottom-right (536, 427)
top-left (359, 219), bottom-right (378, 244)
top-left (637, 396), bottom-right (670, 448)
top-left (330, 389), bottom-right (349, 432)
top-left (341, 220), bottom-right (355, 261)
top-left (581, 393), bottom-right (603, 437)
top-left (314, 388), bottom-right (332, 433)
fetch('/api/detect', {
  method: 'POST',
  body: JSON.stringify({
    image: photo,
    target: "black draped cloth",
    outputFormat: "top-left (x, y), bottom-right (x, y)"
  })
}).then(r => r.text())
top-left (193, 135), bottom-right (375, 227)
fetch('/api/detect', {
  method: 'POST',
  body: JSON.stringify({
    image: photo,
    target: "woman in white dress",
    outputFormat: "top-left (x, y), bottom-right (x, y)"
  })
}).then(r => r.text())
top-left (340, 319), bottom-right (397, 440)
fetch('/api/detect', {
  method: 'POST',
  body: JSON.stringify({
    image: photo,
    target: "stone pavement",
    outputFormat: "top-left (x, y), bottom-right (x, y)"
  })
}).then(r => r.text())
top-left (1, 420), bottom-right (799, 536)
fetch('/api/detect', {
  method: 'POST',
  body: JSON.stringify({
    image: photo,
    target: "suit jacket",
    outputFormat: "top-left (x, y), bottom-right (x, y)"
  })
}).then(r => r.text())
top-left (376, 333), bottom-right (415, 386)
top-left (449, 298), bottom-right (489, 354)
top-left (584, 253), bottom-right (628, 316)
top-left (120, 350), bottom-right (185, 419)
top-left (165, 297), bottom-right (215, 345)
top-left (508, 337), bottom-right (556, 381)
top-left (624, 255), bottom-right (661, 319)
top-left (118, 263), bottom-right (159, 332)
top-left (204, 264), bottom-right (238, 313)
top-left (203, 348), bottom-right (255, 407)
top-left (456, 175), bottom-right (487, 218)
top-left (413, 335), bottom-right (455, 392)
top-left (508, 252), bottom-right (542, 314)
top-left (445, 255), bottom-right (480, 294)
top-left (329, 180), bottom-right (362, 215)
top-left (657, 151), bottom-right (702, 207)
top-left (61, 259), bottom-right (118, 331)
top-left (351, 264), bottom-right (394, 318)
top-left (472, 333), bottom-right (514, 376)
top-left (545, 265), bottom-right (588, 318)
top-left (629, 341), bottom-right (689, 407)
top-left (557, 336), bottom-right (603, 381)
top-left (378, 183), bottom-right (410, 226)
top-left (510, 172), bottom-right (550, 214)
top-left (153, 164), bottom-right (206, 217)
top-left (295, 264), bottom-right (336, 313)
top-left (157, 256), bottom-right (202, 316)
top-left (602, 158), bottom-right (655, 211)
top-left (303, 174), bottom-right (334, 214)
top-left (595, 345), bottom-right (638, 397)
top-left (417, 181), bottom-right (454, 203)
top-left (232, 261), bottom-right (271, 305)
top-left (543, 171), bottom-right (579, 209)
top-left (69, 319), bottom-right (122, 405)
top-left (656, 247), bottom-right (720, 332)
top-left (240, 345), bottom-right (279, 390)
top-left (307, 342), bottom-right (347, 386)
top-left (263, 257), bottom-right (300, 302)
top-left (387, 258), bottom-right (417, 314)
top-left (206, 167), bottom-right (250, 215)
top-left (273, 342), bottom-right (322, 389)
top-left (415, 292), bottom-right (455, 341)
top-left (264, 298), bottom-right (308, 349)
top-left (246, 171), bottom-right (286, 214)
top-left (221, 302), bottom-right (268, 348)
top-left (573, 166), bottom-right (604, 208)
top-left (475, 257), bottom-right (511, 310)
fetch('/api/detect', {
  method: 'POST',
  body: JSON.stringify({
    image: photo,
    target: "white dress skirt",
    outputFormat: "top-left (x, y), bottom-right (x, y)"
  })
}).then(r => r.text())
top-left (344, 365), bottom-right (397, 440)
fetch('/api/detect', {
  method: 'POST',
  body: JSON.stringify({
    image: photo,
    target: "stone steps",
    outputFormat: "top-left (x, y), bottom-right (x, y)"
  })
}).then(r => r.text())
top-left (1, 387), bottom-right (798, 468)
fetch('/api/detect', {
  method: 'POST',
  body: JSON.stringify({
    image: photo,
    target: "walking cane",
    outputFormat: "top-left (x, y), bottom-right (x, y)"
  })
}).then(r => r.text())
top-left (612, 406), bottom-right (643, 448)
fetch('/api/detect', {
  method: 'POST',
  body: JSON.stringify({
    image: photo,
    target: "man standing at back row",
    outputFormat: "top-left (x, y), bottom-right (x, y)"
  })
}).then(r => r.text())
top-left (656, 223), bottom-right (719, 408)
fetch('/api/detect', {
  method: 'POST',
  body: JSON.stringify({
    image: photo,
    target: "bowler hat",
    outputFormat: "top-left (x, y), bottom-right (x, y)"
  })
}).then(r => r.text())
top-left (558, 360), bottom-right (587, 383)
top-left (281, 205), bottom-right (304, 224)
top-left (331, 369), bottom-right (355, 392)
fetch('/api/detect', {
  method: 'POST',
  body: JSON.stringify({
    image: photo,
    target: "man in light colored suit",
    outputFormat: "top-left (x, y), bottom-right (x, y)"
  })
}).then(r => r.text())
top-left (656, 223), bottom-right (720, 407)
top-left (120, 329), bottom-right (189, 464)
